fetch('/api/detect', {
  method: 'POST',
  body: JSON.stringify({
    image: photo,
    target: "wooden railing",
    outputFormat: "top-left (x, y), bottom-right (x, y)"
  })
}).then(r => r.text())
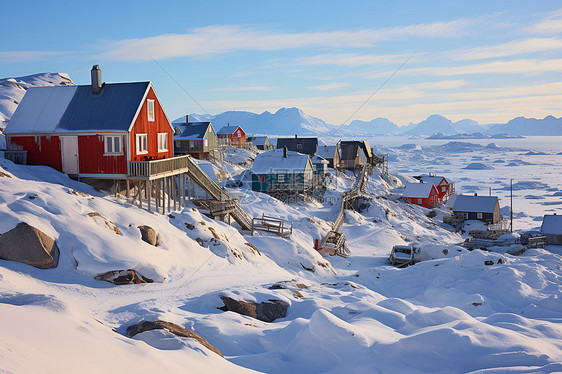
top-left (252, 214), bottom-right (292, 237)
top-left (129, 155), bottom-right (190, 179)
top-left (3, 150), bottom-right (27, 165)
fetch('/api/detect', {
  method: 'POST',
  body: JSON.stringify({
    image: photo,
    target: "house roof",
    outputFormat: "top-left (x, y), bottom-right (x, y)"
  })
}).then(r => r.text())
top-left (452, 195), bottom-right (498, 213)
top-left (403, 183), bottom-right (436, 198)
top-left (276, 137), bottom-right (317, 156)
top-left (251, 148), bottom-right (311, 174)
top-left (311, 155), bottom-right (329, 164)
top-left (174, 122), bottom-right (212, 140)
top-left (445, 193), bottom-right (458, 208)
top-left (5, 82), bottom-right (159, 134)
top-left (341, 141), bottom-right (371, 160)
top-left (316, 145), bottom-right (338, 159)
top-left (217, 125), bottom-right (242, 135)
top-left (541, 214), bottom-right (562, 235)
top-left (250, 136), bottom-right (268, 146)
top-left (419, 176), bottom-right (448, 186)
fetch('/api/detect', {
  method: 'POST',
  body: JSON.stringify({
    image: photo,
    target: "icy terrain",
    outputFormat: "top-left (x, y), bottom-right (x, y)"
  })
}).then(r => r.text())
top-left (0, 135), bottom-right (561, 373)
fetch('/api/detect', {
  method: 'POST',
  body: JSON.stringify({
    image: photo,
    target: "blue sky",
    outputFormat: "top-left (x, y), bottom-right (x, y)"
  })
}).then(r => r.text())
top-left (2, 0), bottom-right (562, 126)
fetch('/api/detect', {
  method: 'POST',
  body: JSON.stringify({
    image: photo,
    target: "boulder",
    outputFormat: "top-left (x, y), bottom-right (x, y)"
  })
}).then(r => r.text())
top-left (127, 320), bottom-right (223, 357)
top-left (138, 225), bottom-right (158, 246)
top-left (94, 269), bottom-right (154, 285)
top-left (219, 296), bottom-right (288, 322)
top-left (0, 222), bottom-right (59, 269)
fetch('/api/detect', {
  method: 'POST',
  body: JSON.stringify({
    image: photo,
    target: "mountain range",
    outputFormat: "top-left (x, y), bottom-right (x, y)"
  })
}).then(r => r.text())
top-left (1, 72), bottom-right (561, 136)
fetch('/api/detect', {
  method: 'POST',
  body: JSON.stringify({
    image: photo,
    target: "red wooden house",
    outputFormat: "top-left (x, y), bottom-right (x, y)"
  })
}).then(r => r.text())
top-left (403, 182), bottom-right (439, 209)
top-left (217, 123), bottom-right (246, 143)
top-left (4, 65), bottom-right (174, 178)
top-left (415, 175), bottom-right (454, 201)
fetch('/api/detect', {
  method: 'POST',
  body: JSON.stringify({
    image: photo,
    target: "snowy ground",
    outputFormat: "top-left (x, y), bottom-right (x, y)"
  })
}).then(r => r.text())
top-left (0, 137), bottom-right (561, 373)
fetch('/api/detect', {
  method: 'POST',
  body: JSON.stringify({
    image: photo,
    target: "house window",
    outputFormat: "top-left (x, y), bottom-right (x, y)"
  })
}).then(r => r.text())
top-left (136, 134), bottom-right (148, 155)
top-left (147, 100), bottom-right (155, 122)
top-left (418, 198), bottom-right (423, 204)
top-left (477, 212), bottom-right (483, 219)
top-left (236, 130), bottom-right (241, 137)
top-left (278, 174), bottom-right (286, 183)
top-left (104, 135), bottom-right (122, 155)
top-left (157, 133), bottom-right (168, 152)
top-left (297, 144), bottom-right (302, 150)
top-left (442, 186), bottom-right (446, 192)
top-left (259, 175), bottom-right (265, 183)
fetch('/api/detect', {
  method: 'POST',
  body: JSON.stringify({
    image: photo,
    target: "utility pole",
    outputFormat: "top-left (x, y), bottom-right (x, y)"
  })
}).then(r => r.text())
top-left (510, 179), bottom-right (513, 233)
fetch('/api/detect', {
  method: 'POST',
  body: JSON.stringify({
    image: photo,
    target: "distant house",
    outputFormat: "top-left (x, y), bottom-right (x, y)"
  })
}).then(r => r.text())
top-left (276, 136), bottom-right (318, 156)
top-left (250, 148), bottom-right (313, 193)
top-left (316, 145), bottom-right (340, 169)
top-left (173, 116), bottom-right (218, 159)
top-left (247, 135), bottom-right (272, 150)
top-left (339, 141), bottom-right (368, 170)
top-left (4, 65), bottom-right (174, 178)
top-left (452, 195), bottom-right (500, 224)
top-left (403, 183), bottom-right (439, 209)
top-left (541, 214), bottom-right (562, 245)
top-left (415, 175), bottom-right (454, 201)
top-left (311, 155), bottom-right (328, 175)
top-left (217, 123), bottom-right (246, 144)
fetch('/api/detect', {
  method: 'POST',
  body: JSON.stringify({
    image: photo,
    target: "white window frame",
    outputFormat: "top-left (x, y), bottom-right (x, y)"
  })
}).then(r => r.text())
top-left (236, 130), bottom-right (241, 137)
top-left (296, 143), bottom-right (302, 150)
top-left (477, 212), bottom-right (483, 219)
top-left (147, 100), bottom-right (155, 122)
top-left (157, 132), bottom-right (168, 152)
top-left (417, 198), bottom-right (423, 204)
top-left (136, 133), bottom-right (148, 155)
top-left (104, 135), bottom-right (123, 155)
top-left (278, 174), bottom-right (286, 183)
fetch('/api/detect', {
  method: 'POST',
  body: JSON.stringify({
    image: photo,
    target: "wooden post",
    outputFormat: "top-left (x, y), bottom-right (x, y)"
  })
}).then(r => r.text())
top-left (156, 178), bottom-right (160, 212)
top-left (138, 181), bottom-right (142, 209)
top-left (126, 179), bottom-right (130, 201)
top-left (147, 180), bottom-right (151, 212)
top-left (167, 177), bottom-right (171, 213)
top-left (173, 175), bottom-right (177, 211)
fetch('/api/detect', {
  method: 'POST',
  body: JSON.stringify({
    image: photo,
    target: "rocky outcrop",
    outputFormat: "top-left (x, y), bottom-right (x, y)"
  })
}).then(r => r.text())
top-left (219, 296), bottom-right (289, 322)
top-left (138, 225), bottom-right (158, 246)
top-left (127, 320), bottom-right (223, 357)
top-left (88, 212), bottom-right (121, 235)
top-left (0, 222), bottom-right (59, 269)
top-left (94, 269), bottom-right (154, 285)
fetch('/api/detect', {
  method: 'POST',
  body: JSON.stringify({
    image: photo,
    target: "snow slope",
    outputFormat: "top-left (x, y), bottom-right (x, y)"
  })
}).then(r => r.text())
top-left (1, 135), bottom-right (562, 373)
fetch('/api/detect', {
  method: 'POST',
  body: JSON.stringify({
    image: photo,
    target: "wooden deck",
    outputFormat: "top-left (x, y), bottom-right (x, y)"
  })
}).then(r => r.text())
top-left (128, 155), bottom-right (190, 180)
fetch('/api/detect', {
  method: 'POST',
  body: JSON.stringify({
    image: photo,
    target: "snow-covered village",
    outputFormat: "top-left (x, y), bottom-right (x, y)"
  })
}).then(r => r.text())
top-left (1, 2), bottom-right (562, 373)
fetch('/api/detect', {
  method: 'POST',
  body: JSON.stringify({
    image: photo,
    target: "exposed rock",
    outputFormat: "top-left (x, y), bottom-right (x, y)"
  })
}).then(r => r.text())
top-left (244, 242), bottom-right (261, 256)
top-left (484, 260), bottom-right (495, 266)
top-left (184, 222), bottom-right (195, 230)
top-left (126, 320), bottom-right (223, 357)
top-left (68, 189), bottom-right (89, 197)
top-left (0, 222), bottom-right (59, 269)
top-left (88, 212), bottom-right (121, 235)
top-left (138, 225), bottom-right (158, 246)
top-left (0, 170), bottom-right (13, 178)
top-left (218, 296), bottom-right (289, 322)
top-left (94, 269), bottom-right (154, 285)
top-left (427, 210), bottom-right (437, 218)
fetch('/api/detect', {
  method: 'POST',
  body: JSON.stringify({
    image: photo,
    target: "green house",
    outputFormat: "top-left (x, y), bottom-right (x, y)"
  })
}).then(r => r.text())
top-left (251, 148), bottom-right (313, 193)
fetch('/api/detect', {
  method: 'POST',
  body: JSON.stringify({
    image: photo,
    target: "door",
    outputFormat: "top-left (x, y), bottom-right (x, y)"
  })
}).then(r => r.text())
top-left (61, 136), bottom-right (79, 174)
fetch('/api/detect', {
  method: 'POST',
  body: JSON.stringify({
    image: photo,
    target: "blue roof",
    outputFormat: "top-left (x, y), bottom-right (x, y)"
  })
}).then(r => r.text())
top-left (58, 82), bottom-right (150, 131)
top-left (174, 122), bottom-right (212, 139)
top-left (217, 125), bottom-right (241, 135)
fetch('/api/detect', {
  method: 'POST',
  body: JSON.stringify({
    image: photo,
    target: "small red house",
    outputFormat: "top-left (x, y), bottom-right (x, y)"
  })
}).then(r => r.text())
top-left (416, 175), bottom-right (454, 201)
top-left (4, 65), bottom-right (174, 178)
top-left (217, 123), bottom-right (246, 143)
top-left (403, 182), bottom-right (439, 209)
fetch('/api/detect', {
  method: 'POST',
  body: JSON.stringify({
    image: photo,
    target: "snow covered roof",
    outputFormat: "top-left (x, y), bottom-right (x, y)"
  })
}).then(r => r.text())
top-left (217, 125), bottom-right (242, 135)
top-left (541, 214), bottom-right (562, 235)
top-left (419, 176), bottom-right (448, 186)
top-left (445, 193), bottom-right (458, 208)
top-left (311, 155), bottom-right (329, 164)
top-left (5, 82), bottom-right (155, 134)
top-left (452, 195), bottom-right (498, 213)
top-left (251, 148), bottom-right (311, 174)
top-left (403, 183), bottom-right (436, 198)
top-left (174, 122), bottom-right (212, 140)
top-left (317, 145), bottom-right (338, 159)
top-left (250, 136), bottom-right (268, 146)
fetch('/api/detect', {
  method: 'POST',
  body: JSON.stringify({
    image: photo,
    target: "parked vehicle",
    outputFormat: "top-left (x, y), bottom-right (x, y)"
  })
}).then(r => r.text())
top-left (389, 245), bottom-right (415, 267)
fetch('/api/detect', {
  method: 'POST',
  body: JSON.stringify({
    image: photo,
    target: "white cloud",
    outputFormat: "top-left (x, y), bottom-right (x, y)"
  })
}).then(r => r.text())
top-left (214, 86), bottom-right (276, 92)
top-left (99, 19), bottom-right (475, 61)
top-left (295, 53), bottom-right (414, 67)
top-left (310, 82), bottom-right (351, 91)
top-left (0, 51), bottom-right (63, 63)
top-left (526, 8), bottom-right (562, 34)
top-left (454, 38), bottom-right (562, 61)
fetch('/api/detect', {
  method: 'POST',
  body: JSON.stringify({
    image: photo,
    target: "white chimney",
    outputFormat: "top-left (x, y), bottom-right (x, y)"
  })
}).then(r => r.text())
top-left (91, 65), bottom-right (102, 94)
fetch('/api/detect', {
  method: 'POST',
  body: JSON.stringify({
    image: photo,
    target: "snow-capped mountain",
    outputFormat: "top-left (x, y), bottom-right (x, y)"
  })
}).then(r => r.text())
top-left (404, 114), bottom-right (458, 135)
top-left (343, 117), bottom-right (401, 135)
top-left (487, 115), bottom-right (562, 136)
top-left (0, 72), bottom-right (75, 129)
top-left (176, 107), bottom-right (335, 136)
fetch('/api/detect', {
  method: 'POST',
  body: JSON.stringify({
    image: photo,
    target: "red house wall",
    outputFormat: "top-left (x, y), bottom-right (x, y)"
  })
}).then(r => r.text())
top-left (218, 127), bottom-right (246, 143)
top-left (129, 87), bottom-right (173, 161)
top-left (406, 186), bottom-right (439, 209)
top-left (7, 135), bottom-right (62, 171)
top-left (78, 135), bottom-right (127, 175)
